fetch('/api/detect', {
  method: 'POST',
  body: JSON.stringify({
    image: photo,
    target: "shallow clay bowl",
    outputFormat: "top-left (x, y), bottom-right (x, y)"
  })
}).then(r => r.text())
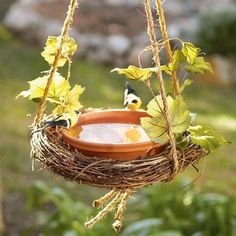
top-left (61, 109), bottom-right (165, 160)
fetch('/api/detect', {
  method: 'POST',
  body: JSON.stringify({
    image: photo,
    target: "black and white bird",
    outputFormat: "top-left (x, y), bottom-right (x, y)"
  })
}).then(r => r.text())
top-left (43, 111), bottom-right (80, 128)
top-left (124, 81), bottom-right (142, 111)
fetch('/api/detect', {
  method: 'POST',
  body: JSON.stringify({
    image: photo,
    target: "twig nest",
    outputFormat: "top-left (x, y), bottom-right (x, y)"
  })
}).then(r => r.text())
top-left (30, 124), bottom-right (207, 189)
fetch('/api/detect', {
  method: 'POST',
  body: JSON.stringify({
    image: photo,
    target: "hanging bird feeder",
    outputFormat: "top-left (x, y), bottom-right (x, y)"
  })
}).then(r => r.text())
top-left (17, 0), bottom-right (226, 231)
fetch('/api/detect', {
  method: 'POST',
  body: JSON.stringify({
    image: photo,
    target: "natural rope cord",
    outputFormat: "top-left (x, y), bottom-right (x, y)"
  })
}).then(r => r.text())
top-left (143, 0), bottom-right (179, 177)
top-left (155, 0), bottom-right (180, 96)
top-left (35, 0), bottom-right (78, 124)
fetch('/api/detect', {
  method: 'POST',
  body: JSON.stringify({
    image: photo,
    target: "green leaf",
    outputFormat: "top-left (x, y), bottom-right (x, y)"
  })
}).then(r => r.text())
top-left (41, 36), bottom-right (77, 67)
top-left (170, 96), bottom-right (191, 133)
top-left (188, 125), bottom-right (226, 151)
top-left (146, 95), bottom-right (174, 117)
top-left (170, 50), bottom-right (186, 72)
top-left (141, 116), bottom-right (169, 143)
top-left (180, 79), bottom-right (193, 93)
top-left (53, 85), bottom-right (85, 116)
top-left (16, 72), bottom-right (70, 103)
top-left (185, 57), bottom-right (213, 74)
top-left (141, 96), bottom-right (191, 144)
top-left (182, 42), bottom-right (200, 64)
top-left (111, 65), bottom-right (155, 81)
top-left (161, 65), bottom-right (172, 76)
top-left (161, 50), bottom-right (186, 75)
top-left (64, 85), bottom-right (85, 113)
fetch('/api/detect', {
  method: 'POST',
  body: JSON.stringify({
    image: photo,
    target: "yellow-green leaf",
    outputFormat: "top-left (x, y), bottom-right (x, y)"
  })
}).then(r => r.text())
top-left (185, 57), bottom-right (213, 74)
top-left (16, 90), bottom-right (31, 99)
top-left (170, 96), bottom-right (191, 134)
top-left (41, 36), bottom-right (77, 67)
top-left (182, 42), bottom-right (200, 64)
top-left (141, 95), bottom-right (191, 144)
top-left (111, 65), bottom-right (155, 81)
top-left (146, 95), bottom-right (174, 117)
top-left (189, 125), bottom-right (226, 151)
top-left (180, 79), bottom-right (193, 93)
top-left (141, 116), bottom-right (169, 143)
top-left (170, 50), bottom-right (186, 72)
top-left (16, 72), bottom-right (70, 103)
top-left (161, 65), bottom-right (172, 76)
top-left (63, 85), bottom-right (85, 114)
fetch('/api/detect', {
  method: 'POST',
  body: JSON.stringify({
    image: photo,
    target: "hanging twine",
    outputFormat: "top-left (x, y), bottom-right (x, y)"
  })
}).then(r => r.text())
top-left (143, 0), bottom-right (179, 176)
top-left (34, 0), bottom-right (78, 124)
top-left (155, 0), bottom-right (180, 96)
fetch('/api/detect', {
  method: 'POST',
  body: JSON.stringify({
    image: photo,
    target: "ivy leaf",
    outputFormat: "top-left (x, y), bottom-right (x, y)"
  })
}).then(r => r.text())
top-left (16, 72), bottom-right (70, 103)
top-left (180, 79), bottom-right (192, 93)
top-left (146, 95), bottom-right (174, 117)
top-left (189, 125), bottom-right (226, 151)
top-left (141, 116), bottom-right (169, 143)
top-left (161, 65), bottom-right (172, 76)
top-left (161, 50), bottom-right (186, 75)
top-left (41, 36), bottom-right (77, 67)
top-left (170, 96), bottom-right (191, 133)
top-left (16, 90), bottom-right (32, 99)
top-left (169, 50), bottom-right (186, 72)
top-left (182, 42), bottom-right (200, 64)
top-left (111, 65), bottom-right (155, 81)
top-left (185, 57), bottom-right (213, 74)
top-left (141, 96), bottom-right (191, 144)
top-left (63, 85), bottom-right (85, 114)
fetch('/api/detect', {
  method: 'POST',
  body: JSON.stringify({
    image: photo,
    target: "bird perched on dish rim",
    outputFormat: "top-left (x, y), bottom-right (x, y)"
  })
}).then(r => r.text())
top-left (43, 110), bottom-right (80, 128)
top-left (124, 81), bottom-right (142, 111)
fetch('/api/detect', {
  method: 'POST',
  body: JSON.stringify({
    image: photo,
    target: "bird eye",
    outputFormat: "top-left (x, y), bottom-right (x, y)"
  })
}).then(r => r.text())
top-left (132, 99), bottom-right (138, 104)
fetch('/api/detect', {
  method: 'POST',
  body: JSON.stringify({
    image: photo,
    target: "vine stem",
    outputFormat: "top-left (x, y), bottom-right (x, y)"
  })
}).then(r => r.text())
top-left (35, 0), bottom-right (78, 124)
top-left (143, 0), bottom-right (179, 176)
top-left (155, 0), bottom-right (180, 97)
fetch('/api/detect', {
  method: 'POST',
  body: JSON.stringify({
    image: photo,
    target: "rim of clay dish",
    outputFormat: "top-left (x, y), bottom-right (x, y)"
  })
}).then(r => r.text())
top-left (61, 109), bottom-right (160, 153)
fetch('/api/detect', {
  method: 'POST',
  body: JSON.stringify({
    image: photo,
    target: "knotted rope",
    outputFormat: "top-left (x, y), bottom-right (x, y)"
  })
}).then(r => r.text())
top-left (34, 0), bottom-right (78, 124)
top-left (155, 0), bottom-right (180, 96)
top-left (143, 0), bottom-right (179, 177)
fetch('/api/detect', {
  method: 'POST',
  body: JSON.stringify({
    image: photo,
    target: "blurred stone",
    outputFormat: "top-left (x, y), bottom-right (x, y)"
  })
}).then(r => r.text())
top-left (42, 20), bottom-right (62, 40)
top-left (168, 17), bottom-right (199, 41)
top-left (4, 1), bottom-right (45, 42)
top-left (3, 0), bottom-right (236, 68)
top-left (107, 34), bottom-right (131, 56)
top-left (87, 47), bottom-right (111, 65)
top-left (133, 32), bottom-right (149, 47)
top-left (196, 0), bottom-right (235, 13)
top-left (105, 0), bottom-right (140, 7)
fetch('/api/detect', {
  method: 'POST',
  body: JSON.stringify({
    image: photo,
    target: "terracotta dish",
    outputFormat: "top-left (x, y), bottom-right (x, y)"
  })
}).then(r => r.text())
top-left (61, 109), bottom-right (165, 160)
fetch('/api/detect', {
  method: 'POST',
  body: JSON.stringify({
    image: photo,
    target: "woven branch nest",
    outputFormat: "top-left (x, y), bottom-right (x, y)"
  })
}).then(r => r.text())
top-left (30, 124), bottom-right (207, 190)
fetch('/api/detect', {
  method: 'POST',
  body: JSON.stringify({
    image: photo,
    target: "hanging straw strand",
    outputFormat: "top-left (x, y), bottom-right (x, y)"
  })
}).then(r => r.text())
top-left (113, 189), bottom-right (133, 232)
top-left (85, 191), bottom-right (123, 229)
top-left (35, 0), bottom-right (78, 124)
top-left (155, 0), bottom-right (180, 96)
top-left (143, 0), bottom-right (179, 176)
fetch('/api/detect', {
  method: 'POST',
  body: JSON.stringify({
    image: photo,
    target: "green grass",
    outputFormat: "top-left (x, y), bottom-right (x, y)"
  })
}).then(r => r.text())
top-left (0, 26), bottom-right (236, 233)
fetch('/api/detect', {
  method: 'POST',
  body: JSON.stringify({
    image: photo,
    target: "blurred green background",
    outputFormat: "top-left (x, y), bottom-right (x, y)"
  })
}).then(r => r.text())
top-left (0, 1), bottom-right (236, 236)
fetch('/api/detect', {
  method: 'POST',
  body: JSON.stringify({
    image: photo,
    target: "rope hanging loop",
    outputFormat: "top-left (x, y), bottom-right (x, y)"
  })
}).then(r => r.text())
top-left (143, 0), bottom-right (179, 176)
top-left (34, 0), bottom-right (78, 125)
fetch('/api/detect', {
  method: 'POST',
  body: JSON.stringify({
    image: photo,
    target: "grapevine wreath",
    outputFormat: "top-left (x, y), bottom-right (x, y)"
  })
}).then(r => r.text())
top-left (17, 0), bottom-right (225, 231)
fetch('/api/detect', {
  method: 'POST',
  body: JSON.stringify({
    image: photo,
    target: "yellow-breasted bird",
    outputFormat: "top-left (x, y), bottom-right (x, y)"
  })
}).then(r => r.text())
top-left (44, 111), bottom-right (80, 128)
top-left (124, 81), bottom-right (142, 111)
